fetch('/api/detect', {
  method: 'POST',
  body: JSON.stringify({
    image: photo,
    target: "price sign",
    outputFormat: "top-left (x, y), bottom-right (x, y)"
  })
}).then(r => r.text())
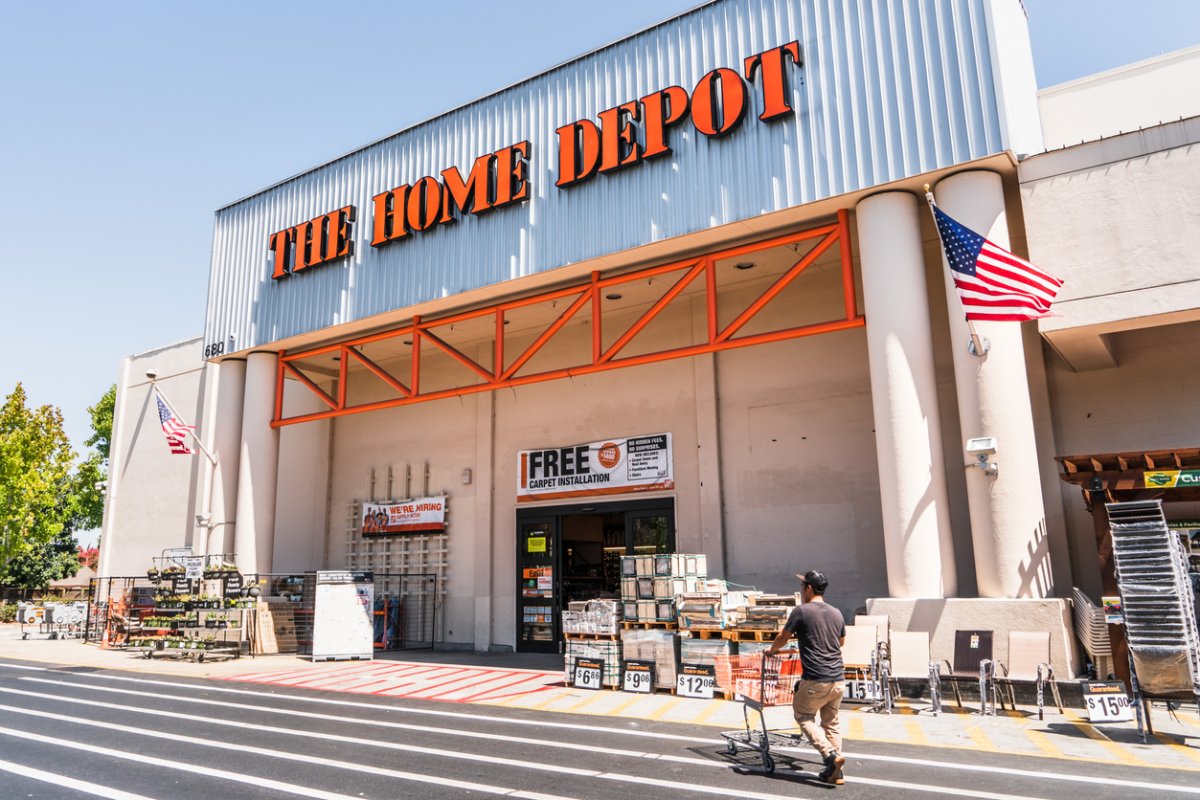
top-left (184, 557), bottom-right (204, 580)
top-left (574, 658), bottom-right (604, 690)
top-left (843, 680), bottom-right (882, 702)
top-left (677, 663), bottom-right (716, 699)
top-left (1082, 681), bottom-right (1134, 722)
top-left (622, 660), bottom-right (655, 693)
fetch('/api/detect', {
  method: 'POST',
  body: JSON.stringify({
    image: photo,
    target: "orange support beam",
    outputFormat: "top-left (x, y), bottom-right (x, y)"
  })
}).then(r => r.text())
top-left (272, 215), bottom-right (865, 427)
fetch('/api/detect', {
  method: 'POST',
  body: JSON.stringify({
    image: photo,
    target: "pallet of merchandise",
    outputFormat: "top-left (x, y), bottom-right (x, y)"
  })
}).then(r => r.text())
top-left (561, 599), bottom-right (622, 636)
top-left (621, 626), bottom-right (679, 690)
top-left (565, 638), bottom-right (622, 687)
top-left (722, 628), bottom-right (781, 642)
top-left (621, 619), bottom-right (677, 630)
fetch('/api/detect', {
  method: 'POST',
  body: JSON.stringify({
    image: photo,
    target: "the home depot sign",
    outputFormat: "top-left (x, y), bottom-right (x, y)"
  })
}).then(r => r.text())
top-left (269, 42), bottom-right (801, 279)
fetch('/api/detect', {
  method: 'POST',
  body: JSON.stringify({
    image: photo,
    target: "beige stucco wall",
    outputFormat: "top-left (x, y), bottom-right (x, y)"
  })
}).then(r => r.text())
top-left (1020, 118), bottom-right (1200, 372)
top-left (99, 338), bottom-right (210, 578)
top-left (1044, 321), bottom-right (1200, 599)
top-left (1038, 45), bottom-right (1200, 151)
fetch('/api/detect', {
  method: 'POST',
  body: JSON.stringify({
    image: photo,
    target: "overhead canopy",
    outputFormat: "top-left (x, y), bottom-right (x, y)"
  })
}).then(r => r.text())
top-left (1056, 447), bottom-right (1200, 502)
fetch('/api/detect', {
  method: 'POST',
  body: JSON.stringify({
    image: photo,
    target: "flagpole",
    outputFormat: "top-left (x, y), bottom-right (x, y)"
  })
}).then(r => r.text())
top-left (150, 378), bottom-right (221, 559)
top-left (149, 381), bottom-right (217, 466)
top-left (924, 184), bottom-right (989, 358)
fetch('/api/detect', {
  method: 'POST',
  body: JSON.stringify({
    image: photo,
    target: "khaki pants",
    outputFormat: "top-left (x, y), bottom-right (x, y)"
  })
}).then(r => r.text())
top-left (792, 678), bottom-right (843, 759)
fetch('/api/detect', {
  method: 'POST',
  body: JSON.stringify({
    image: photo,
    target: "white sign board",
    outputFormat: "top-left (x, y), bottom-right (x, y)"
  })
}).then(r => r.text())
top-left (311, 571), bottom-right (374, 662)
top-left (1082, 682), bottom-right (1134, 722)
top-left (518, 433), bottom-right (673, 502)
top-left (183, 557), bottom-right (204, 580)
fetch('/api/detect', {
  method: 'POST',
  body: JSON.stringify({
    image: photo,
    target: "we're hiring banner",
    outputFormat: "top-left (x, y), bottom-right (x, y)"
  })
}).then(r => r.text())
top-left (518, 433), bottom-right (673, 502)
top-left (361, 497), bottom-right (447, 535)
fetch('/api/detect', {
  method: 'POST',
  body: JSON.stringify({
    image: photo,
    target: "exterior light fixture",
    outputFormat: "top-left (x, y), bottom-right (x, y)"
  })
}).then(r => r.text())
top-left (606, 293), bottom-right (623, 300)
top-left (734, 261), bottom-right (756, 271)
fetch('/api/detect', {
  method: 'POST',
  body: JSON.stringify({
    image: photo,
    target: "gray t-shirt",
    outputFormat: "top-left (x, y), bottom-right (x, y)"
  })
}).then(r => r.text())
top-left (783, 601), bottom-right (846, 682)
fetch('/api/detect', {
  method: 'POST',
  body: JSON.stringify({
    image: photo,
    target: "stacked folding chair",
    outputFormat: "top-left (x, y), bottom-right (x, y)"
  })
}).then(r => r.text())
top-left (1108, 500), bottom-right (1200, 740)
top-left (1071, 586), bottom-right (1114, 680)
top-left (883, 631), bottom-right (942, 715)
top-left (996, 631), bottom-right (1064, 720)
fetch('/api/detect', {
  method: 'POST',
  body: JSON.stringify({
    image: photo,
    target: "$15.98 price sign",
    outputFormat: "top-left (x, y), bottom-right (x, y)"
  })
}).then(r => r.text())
top-left (573, 657), bottom-right (605, 690)
top-left (1082, 681), bottom-right (1134, 722)
top-left (677, 663), bottom-right (716, 699)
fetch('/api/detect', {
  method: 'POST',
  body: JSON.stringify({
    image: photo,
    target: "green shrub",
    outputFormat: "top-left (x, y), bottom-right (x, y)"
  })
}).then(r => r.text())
top-left (0, 602), bottom-right (16, 623)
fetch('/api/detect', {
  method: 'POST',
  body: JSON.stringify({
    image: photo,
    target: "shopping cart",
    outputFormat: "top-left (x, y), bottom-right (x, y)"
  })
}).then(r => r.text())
top-left (718, 652), bottom-right (805, 773)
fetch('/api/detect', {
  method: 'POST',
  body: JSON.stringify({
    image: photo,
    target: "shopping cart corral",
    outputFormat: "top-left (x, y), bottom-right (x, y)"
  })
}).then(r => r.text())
top-left (718, 652), bottom-right (806, 773)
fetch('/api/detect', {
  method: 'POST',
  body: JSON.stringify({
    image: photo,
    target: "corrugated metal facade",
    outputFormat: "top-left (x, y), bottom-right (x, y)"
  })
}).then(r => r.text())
top-left (206, 0), bottom-right (1034, 353)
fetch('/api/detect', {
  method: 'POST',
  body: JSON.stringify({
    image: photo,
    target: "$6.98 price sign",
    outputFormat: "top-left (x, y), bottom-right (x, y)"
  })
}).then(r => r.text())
top-left (574, 658), bottom-right (604, 690)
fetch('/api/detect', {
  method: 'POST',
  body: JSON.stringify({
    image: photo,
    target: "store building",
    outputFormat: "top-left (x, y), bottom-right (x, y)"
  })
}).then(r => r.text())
top-left (98, 1), bottom-right (1200, 670)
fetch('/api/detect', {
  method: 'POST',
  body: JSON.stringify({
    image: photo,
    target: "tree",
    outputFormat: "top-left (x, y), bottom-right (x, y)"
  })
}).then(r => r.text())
top-left (2, 530), bottom-right (80, 589)
top-left (0, 383), bottom-right (76, 578)
top-left (70, 384), bottom-right (115, 533)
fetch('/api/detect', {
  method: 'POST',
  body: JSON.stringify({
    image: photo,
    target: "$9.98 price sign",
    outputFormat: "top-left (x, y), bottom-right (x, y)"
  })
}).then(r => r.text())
top-left (573, 657), bottom-right (604, 690)
top-left (677, 663), bottom-right (716, 699)
top-left (1082, 681), bottom-right (1134, 722)
top-left (622, 660), bottom-right (655, 693)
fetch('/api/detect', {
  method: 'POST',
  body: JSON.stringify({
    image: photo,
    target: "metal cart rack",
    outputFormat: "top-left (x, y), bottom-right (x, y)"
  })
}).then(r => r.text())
top-left (719, 652), bottom-right (805, 773)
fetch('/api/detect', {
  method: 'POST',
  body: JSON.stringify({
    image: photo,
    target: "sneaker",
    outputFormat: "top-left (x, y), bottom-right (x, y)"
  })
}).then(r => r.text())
top-left (818, 752), bottom-right (846, 785)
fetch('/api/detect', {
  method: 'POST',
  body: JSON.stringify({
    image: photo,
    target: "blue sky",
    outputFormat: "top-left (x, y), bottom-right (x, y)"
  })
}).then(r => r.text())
top-left (1, 0), bottom-right (1196, 462)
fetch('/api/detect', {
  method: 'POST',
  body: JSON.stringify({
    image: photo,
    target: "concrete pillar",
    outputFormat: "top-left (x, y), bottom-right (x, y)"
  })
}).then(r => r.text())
top-left (234, 352), bottom-right (280, 576)
top-left (97, 357), bottom-right (133, 580)
top-left (474, 353), bottom-right (495, 651)
top-left (856, 191), bottom-right (957, 598)
top-left (934, 170), bottom-right (1053, 599)
top-left (207, 359), bottom-right (246, 558)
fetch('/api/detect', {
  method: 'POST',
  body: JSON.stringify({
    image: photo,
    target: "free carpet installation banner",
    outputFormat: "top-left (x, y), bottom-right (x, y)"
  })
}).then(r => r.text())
top-left (361, 497), bottom-right (447, 535)
top-left (518, 433), bottom-right (673, 502)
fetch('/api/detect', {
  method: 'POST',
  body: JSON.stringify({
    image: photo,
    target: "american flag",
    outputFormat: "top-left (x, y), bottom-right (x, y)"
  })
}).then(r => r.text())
top-left (932, 205), bottom-right (1063, 322)
top-left (155, 393), bottom-right (195, 455)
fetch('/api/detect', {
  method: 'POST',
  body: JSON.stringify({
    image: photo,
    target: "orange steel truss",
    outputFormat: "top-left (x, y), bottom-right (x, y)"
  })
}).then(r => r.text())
top-left (273, 210), bottom-right (864, 427)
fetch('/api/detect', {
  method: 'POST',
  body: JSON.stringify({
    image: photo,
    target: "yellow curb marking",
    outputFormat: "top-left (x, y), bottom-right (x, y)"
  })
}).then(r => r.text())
top-left (602, 694), bottom-right (644, 718)
top-left (645, 696), bottom-right (685, 721)
top-left (527, 690), bottom-right (570, 711)
top-left (1070, 721), bottom-right (1148, 766)
top-left (847, 715), bottom-right (865, 741)
top-left (1153, 732), bottom-right (1200, 765)
top-left (903, 719), bottom-right (928, 747)
top-left (1024, 728), bottom-right (1065, 760)
top-left (690, 698), bottom-right (726, 726)
top-left (964, 723), bottom-right (999, 753)
top-left (560, 691), bottom-right (609, 713)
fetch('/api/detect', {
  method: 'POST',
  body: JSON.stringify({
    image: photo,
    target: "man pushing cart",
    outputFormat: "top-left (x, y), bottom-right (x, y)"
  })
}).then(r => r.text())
top-left (768, 569), bottom-right (847, 786)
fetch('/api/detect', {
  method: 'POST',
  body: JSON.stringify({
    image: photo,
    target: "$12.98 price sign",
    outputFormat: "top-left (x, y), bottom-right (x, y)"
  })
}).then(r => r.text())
top-left (677, 663), bottom-right (716, 699)
top-left (1082, 681), bottom-right (1134, 722)
top-left (573, 657), bottom-right (604, 690)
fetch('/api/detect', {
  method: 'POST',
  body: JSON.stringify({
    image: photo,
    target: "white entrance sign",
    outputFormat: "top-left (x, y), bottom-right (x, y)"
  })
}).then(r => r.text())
top-left (311, 571), bottom-right (374, 662)
top-left (517, 433), bottom-right (673, 502)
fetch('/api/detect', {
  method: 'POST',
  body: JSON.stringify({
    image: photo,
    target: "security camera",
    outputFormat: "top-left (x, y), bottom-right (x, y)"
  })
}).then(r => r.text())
top-left (145, 368), bottom-right (158, 381)
top-left (194, 513), bottom-right (210, 526)
top-left (965, 437), bottom-right (997, 457)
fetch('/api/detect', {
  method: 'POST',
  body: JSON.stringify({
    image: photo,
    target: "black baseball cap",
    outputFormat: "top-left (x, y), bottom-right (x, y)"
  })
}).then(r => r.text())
top-left (796, 570), bottom-right (829, 594)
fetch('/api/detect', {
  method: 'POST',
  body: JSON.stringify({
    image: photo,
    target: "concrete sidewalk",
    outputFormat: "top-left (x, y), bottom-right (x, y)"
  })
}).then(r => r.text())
top-left (3, 623), bottom-right (1199, 773)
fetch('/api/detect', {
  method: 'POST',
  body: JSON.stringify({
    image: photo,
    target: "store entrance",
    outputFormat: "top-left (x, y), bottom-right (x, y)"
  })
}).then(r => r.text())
top-left (516, 499), bottom-right (675, 653)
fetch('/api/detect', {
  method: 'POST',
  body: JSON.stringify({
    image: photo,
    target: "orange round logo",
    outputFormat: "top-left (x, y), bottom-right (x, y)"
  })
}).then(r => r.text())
top-left (597, 443), bottom-right (621, 469)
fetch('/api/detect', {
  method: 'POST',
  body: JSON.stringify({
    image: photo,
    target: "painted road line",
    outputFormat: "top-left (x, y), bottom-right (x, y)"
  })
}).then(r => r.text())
top-left (10, 676), bottom-right (1200, 797)
top-left (17, 670), bottom-right (717, 742)
top-left (0, 704), bottom-right (1048, 800)
top-left (0, 662), bottom-right (48, 671)
top-left (19, 669), bottom-right (1185, 778)
top-left (0, 757), bottom-right (157, 800)
top-left (0, 684), bottom-right (692, 762)
top-left (0, 722), bottom-right (577, 800)
top-left (454, 672), bottom-right (560, 702)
